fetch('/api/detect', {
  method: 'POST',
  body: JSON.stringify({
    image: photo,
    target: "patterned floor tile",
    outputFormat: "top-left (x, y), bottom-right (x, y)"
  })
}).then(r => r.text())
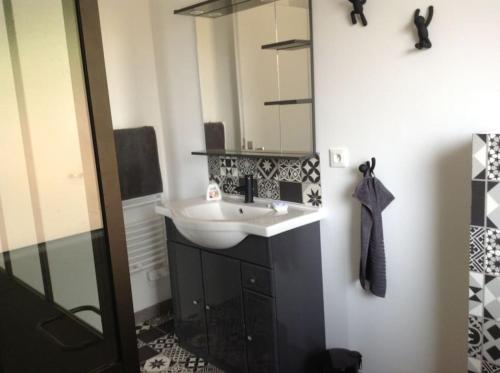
top-left (489, 134), bottom-right (500, 181)
top-left (473, 134), bottom-right (488, 180)
top-left (302, 183), bottom-right (322, 207)
top-left (237, 157), bottom-right (258, 177)
top-left (257, 158), bottom-right (278, 180)
top-left (302, 155), bottom-right (321, 183)
top-left (469, 356), bottom-right (482, 373)
top-left (484, 274), bottom-right (500, 320)
top-left (257, 179), bottom-right (280, 200)
top-left (484, 319), bottom-right (500, 364)
top-left (278, 159), bottom-right (302, 182)
top-left (137, 318), bottom-right (225, 373)
top-left (484, 360), bottom-right (500, 373)
top-left (471, 226), bottom-right (486, 272)
top-left (487, 229), bottom-right (500, 275)
top-left (470, 272), bottom-right (484, 317)
top-left (470, 315), bottom-right (483, 358)
top-left (144, 355), bottom-right (171, 372)
top-left (220, 157), bottom-right (238, 177)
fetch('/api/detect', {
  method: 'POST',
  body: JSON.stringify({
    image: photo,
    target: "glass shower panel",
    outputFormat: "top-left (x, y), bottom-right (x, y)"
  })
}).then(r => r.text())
top-left (1, 0), bottom-right (104, 332)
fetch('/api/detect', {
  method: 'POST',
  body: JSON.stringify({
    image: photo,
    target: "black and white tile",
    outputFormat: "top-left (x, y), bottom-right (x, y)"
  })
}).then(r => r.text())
top-left (484, 274), bottom-right (500, 320)
top-left (303, 183), bottom-right (322, 207)
top-left (257, 158), bottom-right (278, 180)
top-left (220, 156), bottom-right (238, 177)
top-left (484, 360), bottom-right (500, 373)
top-left (302, 155), bottom-right (320, 183)
top-left (488, 182), bottom-right (500, 229)
top-left (278, 159), bottom-right (302, 182)
top-left (137, 317), bottom-right (224, 373)
top-left (487, 228), bottom-right (500, 276)
top-left (471, 226), bottom-right (486, 272)
top-left (489, 134), bottom-right (500, 181)
top-left (208, 156), bottom-right (221, 176)
top-left (484, 319), bottom-right (500, 365)
top-left (237, 157), bottom-right (258, 177)
top-left (469, 356), bottom-right (482, 373)
top-left (220, 176), bottom-right (239, 194)
top-left (469, 315), bottom-right (483, 359)
top-left (279, 181), bottom-right (303, 203)
top-left (257, 179), bottom-right (280, 200)
top-left (206, 155), bottom-right (322, 206)
top-left (470, 272), bottom-right (484, 317)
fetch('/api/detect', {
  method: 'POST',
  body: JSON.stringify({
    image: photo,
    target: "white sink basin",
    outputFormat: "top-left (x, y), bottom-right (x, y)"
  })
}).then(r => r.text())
top-left (155, 196), bottom-right (326, 250)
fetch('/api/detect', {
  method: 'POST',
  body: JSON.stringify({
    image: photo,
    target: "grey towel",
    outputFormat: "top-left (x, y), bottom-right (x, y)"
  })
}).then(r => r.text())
top-left (114, 127), bottom-right (163, 201)
top-left (353, 176), bottom-right (394, 298)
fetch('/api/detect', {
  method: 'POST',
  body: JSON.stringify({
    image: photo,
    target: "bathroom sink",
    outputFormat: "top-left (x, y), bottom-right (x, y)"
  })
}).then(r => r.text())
top-left (155, 196), bottom-right (326, 250)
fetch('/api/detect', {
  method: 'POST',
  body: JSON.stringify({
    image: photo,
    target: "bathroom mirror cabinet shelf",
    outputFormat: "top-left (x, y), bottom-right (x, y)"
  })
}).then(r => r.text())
top-left (191, 149), bottom-right (318, 159)
top-left (179, 0), bottom-right (316, 155)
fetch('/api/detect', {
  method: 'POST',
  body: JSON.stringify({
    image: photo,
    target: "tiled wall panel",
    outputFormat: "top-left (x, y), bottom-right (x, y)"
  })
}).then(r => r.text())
top-left (469, 134), bottom-right (500, 373)
top-left (207, 155), bottom-right (322, 206)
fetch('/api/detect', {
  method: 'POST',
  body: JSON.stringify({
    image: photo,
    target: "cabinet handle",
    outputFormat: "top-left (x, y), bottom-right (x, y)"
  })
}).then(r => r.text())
top-left (205, 305), bottom-right (211, 311)
top-left (193, 300), bottom-right (199, 305)
top-left (249, 277), bottom-right (256, 284)
top-left (247, 336), bottom-right (253, 342)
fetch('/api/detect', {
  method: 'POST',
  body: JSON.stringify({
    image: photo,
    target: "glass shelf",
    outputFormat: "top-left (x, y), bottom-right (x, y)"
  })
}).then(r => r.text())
top-left (192, 149), bottom-right (317, 159)
top-left (261, 39), bottom-right (311, 51)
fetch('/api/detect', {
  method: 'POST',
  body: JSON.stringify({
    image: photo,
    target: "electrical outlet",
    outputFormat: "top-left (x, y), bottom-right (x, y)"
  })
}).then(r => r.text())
top-left (329, 148), bottom-right (349, 168)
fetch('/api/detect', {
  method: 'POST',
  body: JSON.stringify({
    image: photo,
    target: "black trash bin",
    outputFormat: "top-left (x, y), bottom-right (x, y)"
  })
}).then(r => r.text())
top-left (321, 348), bottom-right (362, 373)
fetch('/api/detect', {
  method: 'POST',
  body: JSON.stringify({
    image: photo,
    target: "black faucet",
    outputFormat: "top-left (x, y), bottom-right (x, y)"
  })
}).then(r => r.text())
top-left (236, 175), bottom-right (254, 203)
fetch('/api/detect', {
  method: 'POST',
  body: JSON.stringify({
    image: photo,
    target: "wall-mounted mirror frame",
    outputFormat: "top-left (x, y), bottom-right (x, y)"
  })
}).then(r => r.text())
top-left (176, 0), bottom-right (316, 158)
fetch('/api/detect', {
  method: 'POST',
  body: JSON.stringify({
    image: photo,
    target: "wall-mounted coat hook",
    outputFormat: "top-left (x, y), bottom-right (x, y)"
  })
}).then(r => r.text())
top-left (414, 6), bottom-right (433, 49)
top-left (359, 157), bottom-right (376, 177)
top-left (348, 0), bottom-right (367, 27)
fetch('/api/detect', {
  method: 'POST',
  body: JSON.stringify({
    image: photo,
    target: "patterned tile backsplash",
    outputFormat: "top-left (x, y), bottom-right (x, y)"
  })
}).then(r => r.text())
top-left (468, 134), bottom-right (500, 373)
top-left (207, 155), bottom-right (322, 206)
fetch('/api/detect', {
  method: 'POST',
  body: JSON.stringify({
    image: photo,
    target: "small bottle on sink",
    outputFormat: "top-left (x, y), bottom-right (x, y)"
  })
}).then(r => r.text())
top-left (206, 182), bottom-right (222, 201)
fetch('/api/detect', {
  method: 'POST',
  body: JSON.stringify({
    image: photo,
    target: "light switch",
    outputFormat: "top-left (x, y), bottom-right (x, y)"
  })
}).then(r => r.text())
top-left (329, 148), bottom-right (349, 168)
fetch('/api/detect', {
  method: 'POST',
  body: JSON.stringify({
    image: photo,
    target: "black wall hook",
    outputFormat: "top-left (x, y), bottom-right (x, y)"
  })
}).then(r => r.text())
top-left (359, 157), bottom-right (376, 177)
top-left (414, 6), bottom-right (434, 49)
top-left (348, 0), bottom-right (368, 26)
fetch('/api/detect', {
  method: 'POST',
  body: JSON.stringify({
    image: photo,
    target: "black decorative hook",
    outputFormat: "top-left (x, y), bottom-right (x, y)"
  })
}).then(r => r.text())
top-left (348, 0), bottom-right (368, 27)
top-left (414, 5), bottom-right (434, 49)
top-left (359, 157), bottom-right (376, 177)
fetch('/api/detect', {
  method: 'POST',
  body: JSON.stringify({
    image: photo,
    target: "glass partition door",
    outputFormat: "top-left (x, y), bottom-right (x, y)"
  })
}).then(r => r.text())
top-left (0, 0), bottom-right (137, 372)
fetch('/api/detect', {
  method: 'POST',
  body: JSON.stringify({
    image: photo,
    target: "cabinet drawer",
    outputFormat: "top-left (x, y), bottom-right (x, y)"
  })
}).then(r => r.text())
top-left (242, 263), bottom-right (274, 296)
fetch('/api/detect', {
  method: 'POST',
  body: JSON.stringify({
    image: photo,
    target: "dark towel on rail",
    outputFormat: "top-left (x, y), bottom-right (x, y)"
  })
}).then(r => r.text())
top-left (353, 175), bottom-right (394, 298)
top-left (114, 126), bottom-right (163, 201)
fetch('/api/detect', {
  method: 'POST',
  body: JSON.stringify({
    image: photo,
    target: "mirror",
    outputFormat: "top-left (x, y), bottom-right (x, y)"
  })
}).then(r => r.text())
top-left (194, 0), bottom-right (314, 154)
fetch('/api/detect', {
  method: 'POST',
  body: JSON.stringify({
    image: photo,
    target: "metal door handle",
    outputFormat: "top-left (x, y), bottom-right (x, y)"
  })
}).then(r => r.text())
top-left (37, 305), bottom-right (103, 351)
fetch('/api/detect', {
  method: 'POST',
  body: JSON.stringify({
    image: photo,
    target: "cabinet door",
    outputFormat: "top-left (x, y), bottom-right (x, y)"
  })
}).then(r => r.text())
top-left (244, 290), bottom-right (279, 373)
top-left (202, 252), bottom-right (247, 373)
top-left (168, 243), bottom-right (208, 355)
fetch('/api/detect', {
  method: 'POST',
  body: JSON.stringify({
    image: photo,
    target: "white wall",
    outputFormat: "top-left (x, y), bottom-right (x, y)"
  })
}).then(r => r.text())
top-left (314, 1), bottom-right (500, 372)
top-left (98, 0), bottom-right (171, 314)
top-left (149, 0), bottom-right (208, 199)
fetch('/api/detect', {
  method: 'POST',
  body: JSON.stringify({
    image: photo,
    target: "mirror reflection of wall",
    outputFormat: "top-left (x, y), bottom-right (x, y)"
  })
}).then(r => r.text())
top-left (195, 0), bottom-right (313, 154)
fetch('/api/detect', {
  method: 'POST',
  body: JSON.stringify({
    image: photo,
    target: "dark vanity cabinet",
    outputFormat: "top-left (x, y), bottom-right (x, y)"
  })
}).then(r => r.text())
top-left (166, 219), bottom-right (325, 373)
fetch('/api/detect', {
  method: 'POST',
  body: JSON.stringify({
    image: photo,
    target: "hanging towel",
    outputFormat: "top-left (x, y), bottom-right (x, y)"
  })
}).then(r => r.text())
top-left (114, 127), bottom-right (163, 201)
top-left (353, 176), bottom-right (394, 298)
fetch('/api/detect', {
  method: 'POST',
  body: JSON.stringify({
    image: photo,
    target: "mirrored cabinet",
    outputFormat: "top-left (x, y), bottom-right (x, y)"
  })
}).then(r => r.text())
top-left (177, 0), bottom-right (315, 156)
